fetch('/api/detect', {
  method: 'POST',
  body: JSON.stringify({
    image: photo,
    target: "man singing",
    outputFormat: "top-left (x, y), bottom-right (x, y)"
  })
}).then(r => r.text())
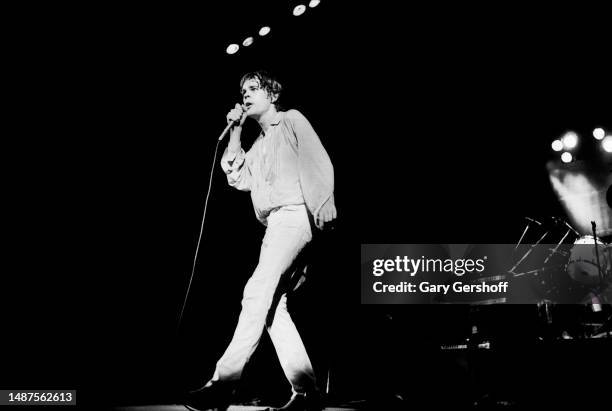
top-left (186, 71), bottom-right (336, 411)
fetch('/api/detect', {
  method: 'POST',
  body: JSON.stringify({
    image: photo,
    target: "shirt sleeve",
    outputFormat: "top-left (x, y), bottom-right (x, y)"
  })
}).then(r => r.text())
top-left (287, 109), bottom-right (334, 218)
top-left (220, 146), bottom-right (252, 191)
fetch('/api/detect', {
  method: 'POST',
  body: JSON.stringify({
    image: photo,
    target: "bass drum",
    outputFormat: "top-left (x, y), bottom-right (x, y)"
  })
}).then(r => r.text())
top-left (566, 235), bottom-right (611, 286)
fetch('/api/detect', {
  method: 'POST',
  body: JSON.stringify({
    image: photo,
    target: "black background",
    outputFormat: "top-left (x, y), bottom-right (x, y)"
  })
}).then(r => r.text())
top-left (3, 2), bottom-right (611, 409)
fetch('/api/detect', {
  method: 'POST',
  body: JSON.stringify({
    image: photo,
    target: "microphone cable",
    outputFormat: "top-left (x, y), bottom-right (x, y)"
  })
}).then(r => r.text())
top-left (176, 137), bottom-right (223, 334)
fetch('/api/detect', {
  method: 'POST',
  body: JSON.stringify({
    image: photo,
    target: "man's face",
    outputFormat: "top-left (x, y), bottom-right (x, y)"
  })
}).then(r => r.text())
top-left (241, 79), bottom-right (275, 117)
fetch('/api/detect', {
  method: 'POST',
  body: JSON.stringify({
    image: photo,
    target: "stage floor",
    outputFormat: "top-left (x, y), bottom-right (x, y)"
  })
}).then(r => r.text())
top-left (110, 405), bottom-right (360, 411)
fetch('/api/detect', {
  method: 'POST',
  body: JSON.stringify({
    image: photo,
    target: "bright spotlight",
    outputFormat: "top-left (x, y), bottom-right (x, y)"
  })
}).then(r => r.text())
top-left (226, 44), bottom-right (239, 55)
top-left (551, 139), bottom-right (563, 152)
top-left (561, 152), bottom-right (573, 163)
top-left (258, 26), bottom-right (271, 36)
top-left (562, 131), bottom-right (578, 150)
top-left (548, 165), bottom-right (612, 237)
top-left (293, 4), bottom-right (306, 16)
top-left (593, 127), bottom-right (605, 140)
top-left (309, 0), bottom-right (321, 7)
top-left (242, 37), bottom-right (254, 47)
top-left (603, 136), bottom-right (612, 153)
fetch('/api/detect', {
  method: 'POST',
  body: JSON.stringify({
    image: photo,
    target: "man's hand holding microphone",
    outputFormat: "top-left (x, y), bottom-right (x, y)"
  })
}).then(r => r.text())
top-left (225, 103), bottom-right (247, 152)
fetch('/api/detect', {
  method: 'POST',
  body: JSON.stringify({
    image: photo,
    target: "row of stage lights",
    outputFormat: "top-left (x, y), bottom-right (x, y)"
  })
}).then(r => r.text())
top-left (551, 127), bottom-right (612, 163)
top-left (226, 0), bottom-right (321, 55)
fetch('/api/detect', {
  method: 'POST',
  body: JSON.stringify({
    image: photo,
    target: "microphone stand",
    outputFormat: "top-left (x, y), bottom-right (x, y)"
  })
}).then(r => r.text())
top-left (591, 221), bottom-right (605, 286)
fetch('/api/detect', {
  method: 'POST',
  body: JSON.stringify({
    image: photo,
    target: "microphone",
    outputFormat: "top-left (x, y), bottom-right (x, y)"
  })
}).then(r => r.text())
top-left (525, 217), bottom-right (542, 226)
top-left (218, 104), bottom-right (248, 141)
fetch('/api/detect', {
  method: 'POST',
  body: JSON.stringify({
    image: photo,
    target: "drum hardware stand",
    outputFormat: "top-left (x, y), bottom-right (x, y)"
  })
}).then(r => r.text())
top-left (592, 314), bottom-right (612, 337)
top-left (509, 228), bottom-right (549, 275)
top-left (511, 264), bottom-right (566, 278)
top-left (543, 227), bottom-right (573, 264)
top-left (515, 217), bottom-right (541, 251)
top-left (537, 299), bottom-right (554, 325)
top-left (543, 217), bottom-right (580, 264)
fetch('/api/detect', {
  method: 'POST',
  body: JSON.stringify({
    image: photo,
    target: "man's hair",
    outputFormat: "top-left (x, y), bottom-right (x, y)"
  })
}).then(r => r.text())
top-left (240, 70), bottom-right (283, 110)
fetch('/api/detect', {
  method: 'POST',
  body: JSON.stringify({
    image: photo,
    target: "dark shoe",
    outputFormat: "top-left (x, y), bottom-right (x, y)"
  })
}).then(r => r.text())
top-left (184, 380), bottom-right (234, 411)
top-left (266, 392), bottom-right (323, 411)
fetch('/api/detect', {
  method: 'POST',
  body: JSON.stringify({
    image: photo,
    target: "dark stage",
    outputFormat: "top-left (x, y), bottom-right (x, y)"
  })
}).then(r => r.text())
top-left (3, 2), bottom-right (612, 410)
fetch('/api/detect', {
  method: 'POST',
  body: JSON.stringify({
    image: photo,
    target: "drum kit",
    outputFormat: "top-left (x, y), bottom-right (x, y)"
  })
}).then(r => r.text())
top-left (566, 235), bottom-right (611, 286)
top-left (507, 216), bottom-right (612, 339)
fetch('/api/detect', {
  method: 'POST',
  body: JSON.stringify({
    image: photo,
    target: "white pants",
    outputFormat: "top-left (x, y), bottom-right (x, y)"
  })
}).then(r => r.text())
top-left (211, 204), bottom-right (316, 394)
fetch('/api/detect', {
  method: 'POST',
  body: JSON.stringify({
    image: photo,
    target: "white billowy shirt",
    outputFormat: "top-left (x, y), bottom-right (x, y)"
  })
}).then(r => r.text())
top-left (220, 109), bottom-right (334, 226)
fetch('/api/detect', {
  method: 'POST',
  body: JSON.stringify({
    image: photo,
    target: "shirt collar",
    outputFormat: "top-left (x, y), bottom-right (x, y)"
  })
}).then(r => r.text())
top-left (259, 111), bottom-right (283, 137)
top-left (270, 110), bottom-right (283, 126)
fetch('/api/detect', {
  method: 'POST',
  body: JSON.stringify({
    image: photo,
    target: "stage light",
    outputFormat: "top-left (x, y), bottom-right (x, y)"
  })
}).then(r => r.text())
top-left (226, 44), bottom-right (239, 55)
top-left (309, 0), bottom-right (321, 7)
top-left (293, 4), bottom-right (306, 16)
top-left (593, 127), bottom-right (605, 140)
top-left (242, 37), bottom-right (254, 47)
top-left (562, 131), bottom-right (578, 150)
top-left (561, 152), bottom-right (573, 163)
top-left (603, 136), bottom-right (612, 153)
top-left (258, 26), bottom-right (271, 36)
top-left (551, 139), bottom-right (563, 152)
top-left (548, 164), bottom-right (612, 237)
